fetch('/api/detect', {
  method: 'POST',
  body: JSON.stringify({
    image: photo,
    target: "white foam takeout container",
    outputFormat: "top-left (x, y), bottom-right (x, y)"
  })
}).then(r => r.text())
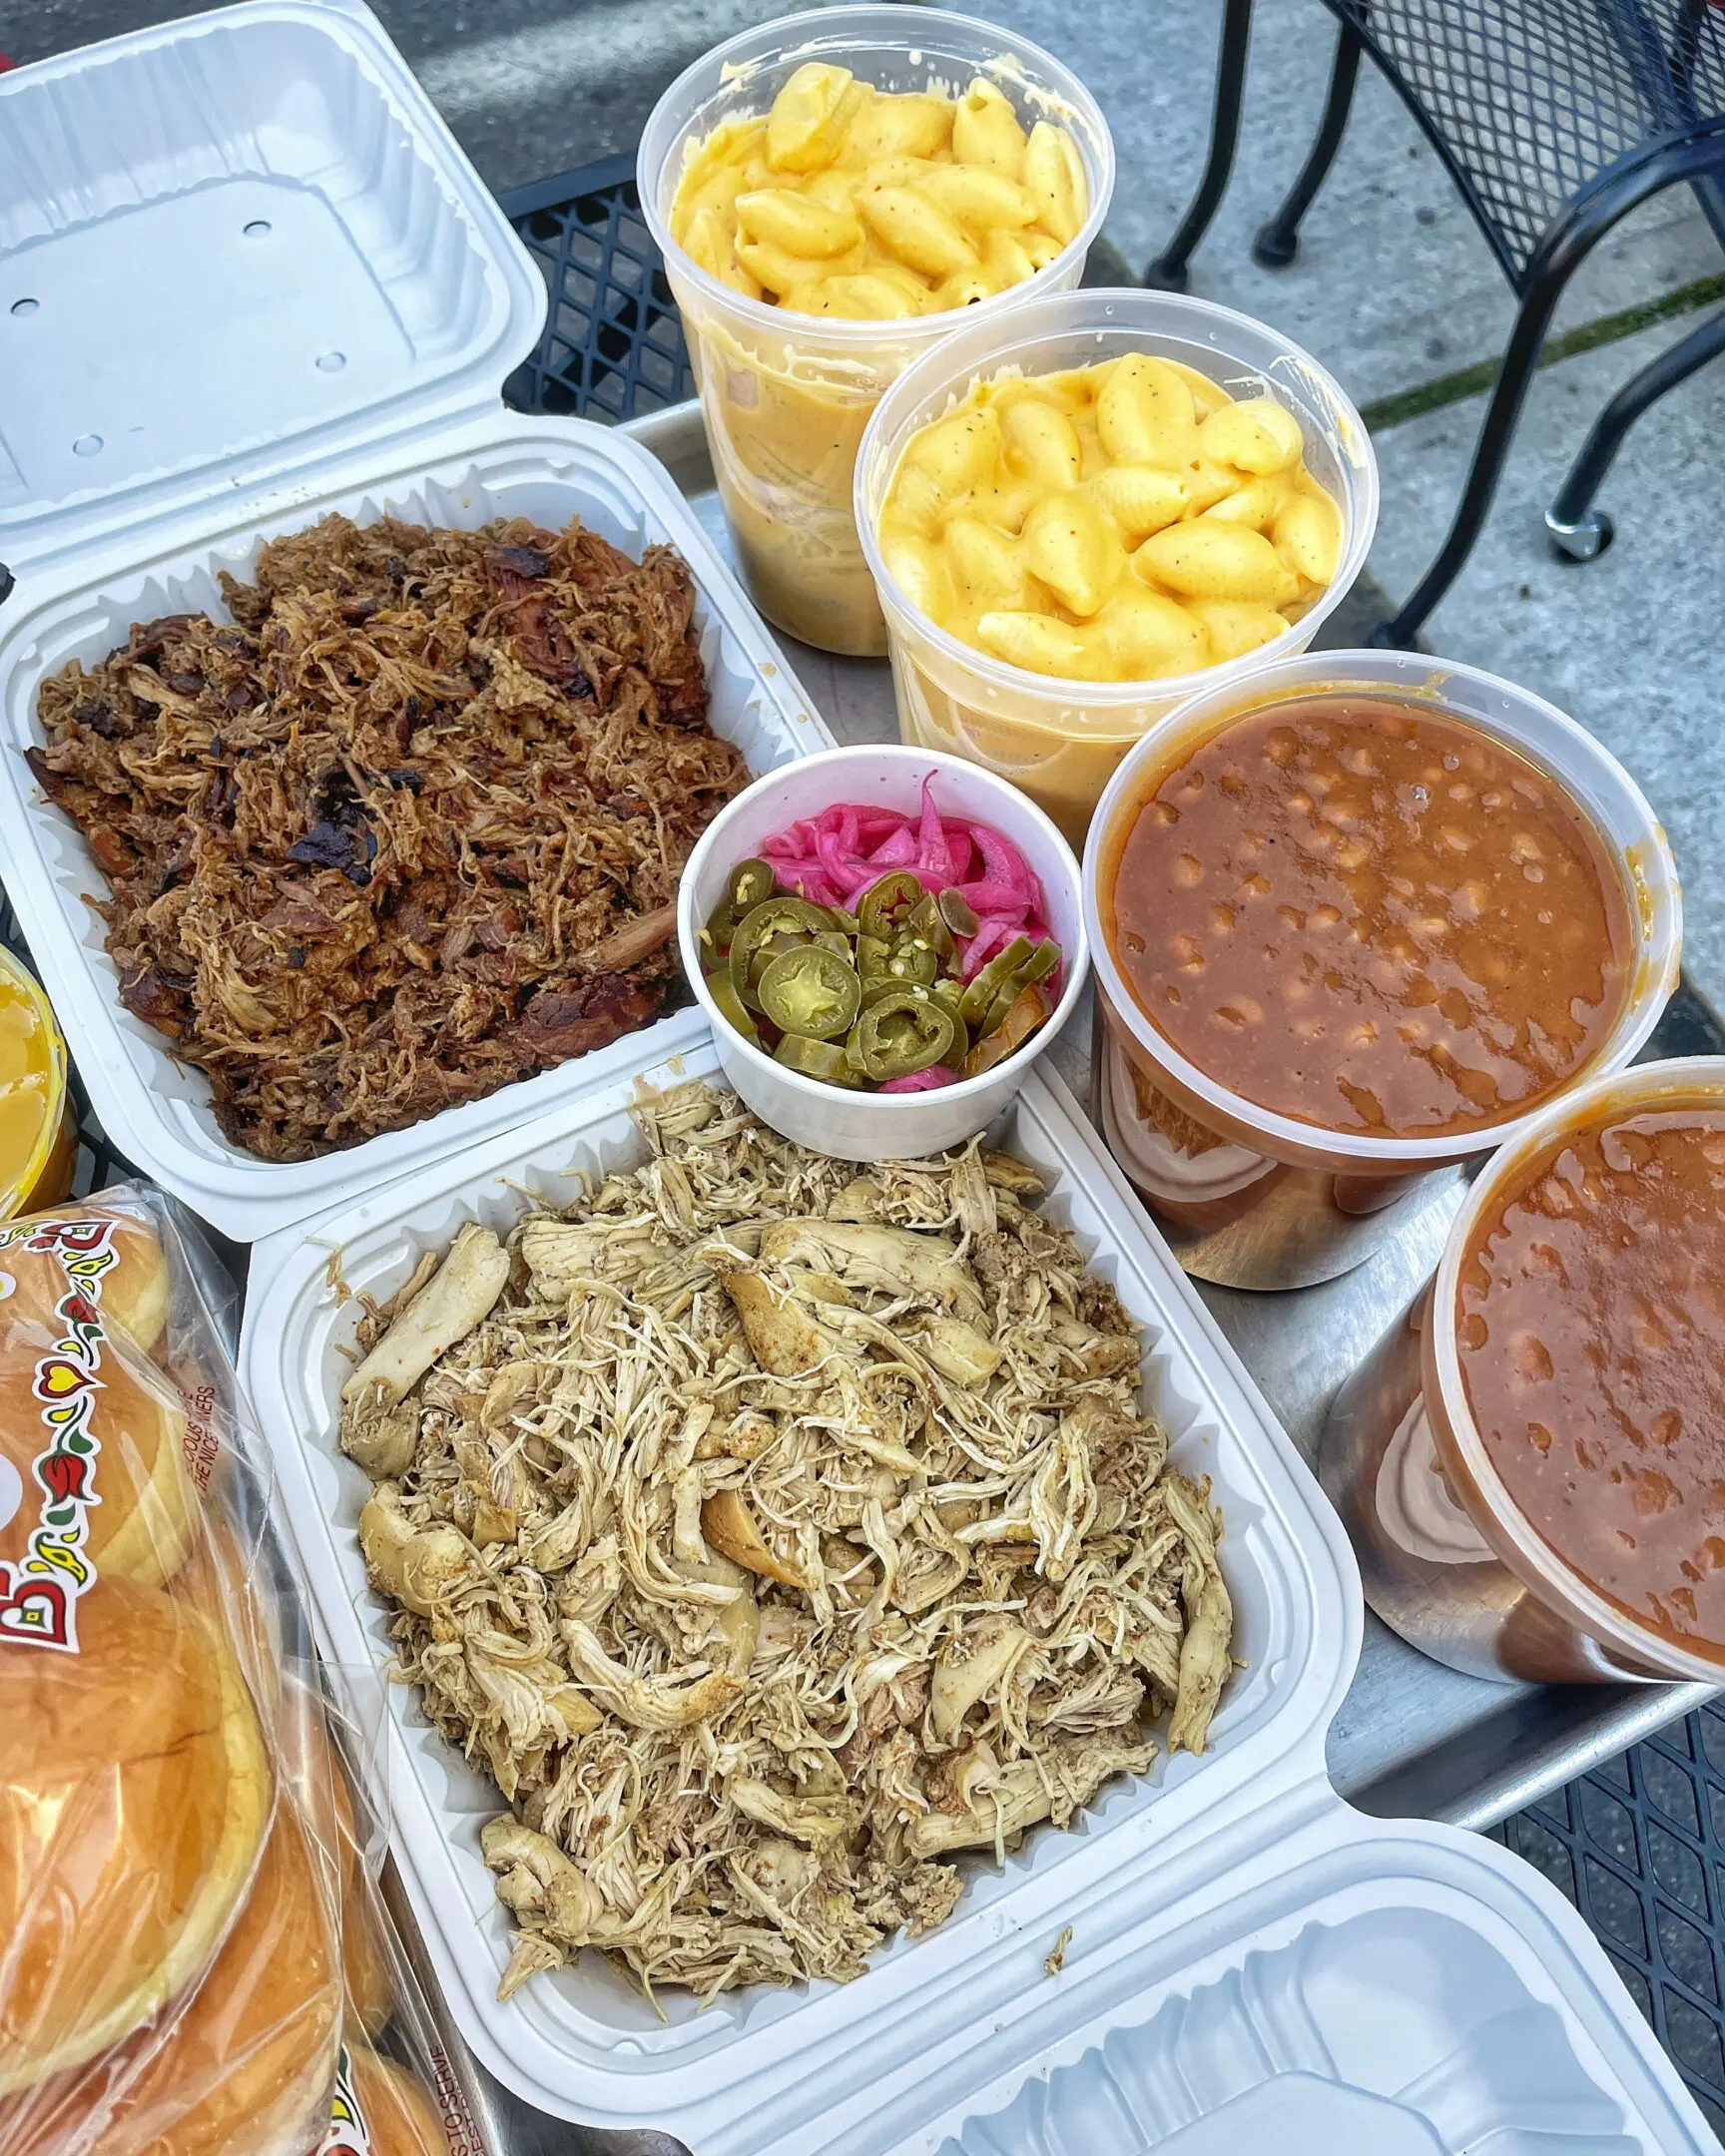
top-left (239, 1032), bottom-right (1714, 2154)
top-left (0, 0), bottom-right (832, 1242)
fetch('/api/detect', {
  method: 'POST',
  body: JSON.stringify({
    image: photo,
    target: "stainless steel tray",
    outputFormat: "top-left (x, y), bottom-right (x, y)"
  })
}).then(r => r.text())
top-left (623, 398), bottom-right (1711, 1826)
top-left (440, 402), bottom-right (1716, 2156)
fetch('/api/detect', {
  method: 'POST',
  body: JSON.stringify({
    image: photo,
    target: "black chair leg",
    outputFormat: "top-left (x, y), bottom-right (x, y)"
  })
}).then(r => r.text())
top-left (1145, 0), bottom-right (1254, 291)
top-left (1546, 304), bottom-right (1725, 561)
top-left (1253, 24), bottom-right (1362, 269)
top-left (1375, 127), bottom-right (1725, 648)
top-left (1370, 275), bottom-right (1564, 649)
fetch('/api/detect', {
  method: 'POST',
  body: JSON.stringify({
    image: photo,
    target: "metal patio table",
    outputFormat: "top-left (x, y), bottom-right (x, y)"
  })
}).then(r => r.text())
top-left (3, 148), bottom-right (1723, 2155)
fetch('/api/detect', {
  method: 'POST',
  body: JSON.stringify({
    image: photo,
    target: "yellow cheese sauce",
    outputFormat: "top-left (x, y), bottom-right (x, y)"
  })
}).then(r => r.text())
top-left (876, 355), bottom-right (1343, 683)
top-left (0, 955), bottom-right (69, 1218)
top-left (670, 64), bottom-right (1085, 320)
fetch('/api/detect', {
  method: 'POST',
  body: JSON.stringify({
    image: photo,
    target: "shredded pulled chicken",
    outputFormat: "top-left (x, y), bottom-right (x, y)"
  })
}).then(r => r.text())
top-left (29, 515), bottom-right (746, 1159)
top-left (340, 1083), bottom-right (1233, 2001)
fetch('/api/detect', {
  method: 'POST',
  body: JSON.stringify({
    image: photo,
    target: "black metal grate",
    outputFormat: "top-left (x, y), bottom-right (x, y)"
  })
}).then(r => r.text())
top-left (1329, 0), bottom-right (1725, 280)
top-left (500, 154), bottom-right (694, 423)
top-left (1491, 1704), bottom-right (1725, 2138)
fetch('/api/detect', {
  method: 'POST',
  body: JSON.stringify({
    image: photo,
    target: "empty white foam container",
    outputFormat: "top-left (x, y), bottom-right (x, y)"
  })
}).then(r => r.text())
top-left (0, 0), bottom-right (833, 1241)
top-left (238, 1031), bottom-right (1715, 2153)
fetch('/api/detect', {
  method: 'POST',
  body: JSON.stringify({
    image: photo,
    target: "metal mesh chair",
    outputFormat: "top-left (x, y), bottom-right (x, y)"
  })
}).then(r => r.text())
top-left (1147, 0), bottom-right (1725, 645)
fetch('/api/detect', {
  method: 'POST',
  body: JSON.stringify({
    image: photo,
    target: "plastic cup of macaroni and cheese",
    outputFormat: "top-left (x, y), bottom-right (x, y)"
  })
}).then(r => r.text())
top-left (1081, 649), bottom-right (1682, 1291)
top-left (855, 286), bottom-right (1377, 845)
top-left (639, 5), bottom-right (1114, 658)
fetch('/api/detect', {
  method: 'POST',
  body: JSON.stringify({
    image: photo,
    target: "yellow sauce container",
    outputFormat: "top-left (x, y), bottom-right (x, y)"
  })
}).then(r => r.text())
top-left (0, 949), bottom-right (75, 1221)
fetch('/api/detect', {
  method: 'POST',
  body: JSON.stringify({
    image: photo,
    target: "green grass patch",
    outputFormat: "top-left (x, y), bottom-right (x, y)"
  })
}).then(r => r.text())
top-left (1359, 270), bottom-right (1725, 432)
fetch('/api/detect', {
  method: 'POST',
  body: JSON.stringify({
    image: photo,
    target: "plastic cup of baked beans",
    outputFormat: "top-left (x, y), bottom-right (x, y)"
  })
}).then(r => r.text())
top-left (639, 7), bottom-right (1114, 659)
top-left (1081, 648), bottom-right (1682, 1290)
top-left (1321, 1054), bottom-right (1725, 1685)
top-left (855, 286), bottom-right (1378, 849)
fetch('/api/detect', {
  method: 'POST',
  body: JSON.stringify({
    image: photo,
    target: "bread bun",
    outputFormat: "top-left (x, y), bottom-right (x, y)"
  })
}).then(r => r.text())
top-left (277, 1678), bottom-right (397, 2038)
top-left (0, 1348), bottom-right (195, 1589)
top-left (338, 2046), bottom-right (450, 2156)
top-left (0, 1214), bottom-right (193, 1588)
top-left (0, 1210), bottom-right (172, 1353)
top-left (0, 1578), bottom-right (271, 2093)
top-left (3, 1800), bottom-right (341, 2156)
top-left (342, 1878), bottom-right (397, 2040)
top-left (98, 1217), bottom-right (172, 1355)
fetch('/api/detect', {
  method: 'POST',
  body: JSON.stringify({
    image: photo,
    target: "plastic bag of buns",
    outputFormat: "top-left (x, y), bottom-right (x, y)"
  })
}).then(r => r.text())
top-left (0, 1184), bottom-right (478, 2156)
top-left (281, 1672), bottom-right (489, 2156)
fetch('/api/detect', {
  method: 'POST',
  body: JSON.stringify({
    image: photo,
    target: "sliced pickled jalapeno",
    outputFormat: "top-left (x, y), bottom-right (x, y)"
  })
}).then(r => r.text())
top-left (1017, 940), bottom-right (1060, 989)
top-left (730, 858), bottom-right (779, 912)
top-left (858, 977), bottom-right (966, 1049)
top-left (882, 937), bottom-right (939, 989)
top-left (749, 931), bottom-right (810, 987)
top-left (958, 937), bottom-right (1033, 1029)
top-left (964, 982), bottom-right (1049, 1078)
top-left (730, 896), bottom-right (831, 1006)
top-left (904, 893), bottom-right (955, 960)
top-left (858, 870), bottom-right (923, 941)
top-left (775, 1033), bottom-right (853, 1082)
top-left (707, 968), bottom-right (759, 1044)
top-left (938, 888), bottom-right (980, 939)
top-left (706, 848), bottom-right (1061, 1092)
top-left (703, 897), bottom-right (742, 951)
top-left (856, 933), bottom-right (891, 979)
top-left (978, 939), bottom-right (1060, 1036)
top-left (851, 990), bottom-right (955, 1081)
top-left (758, 946), bottom-right (862, 1040)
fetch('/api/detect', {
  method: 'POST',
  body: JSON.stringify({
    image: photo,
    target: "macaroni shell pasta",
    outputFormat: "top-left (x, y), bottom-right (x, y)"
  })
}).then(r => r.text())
top-left (670, 66), bottom-right (1087, 321)
top-left (876, 355), bottom-right (1344, 683)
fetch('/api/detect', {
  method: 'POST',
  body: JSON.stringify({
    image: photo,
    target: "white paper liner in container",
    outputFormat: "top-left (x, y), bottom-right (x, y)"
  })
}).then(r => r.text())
top-left (0, 1), bottom-right (833, 1243)
top-left (238, 1034), bottom-right (1714, 2152)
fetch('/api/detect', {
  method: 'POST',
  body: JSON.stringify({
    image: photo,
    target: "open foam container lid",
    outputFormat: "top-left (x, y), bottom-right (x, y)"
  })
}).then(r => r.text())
top-left (0, 0), bottom-right (545, 580)
top-left (0, 0), bottom-right (833, 1242)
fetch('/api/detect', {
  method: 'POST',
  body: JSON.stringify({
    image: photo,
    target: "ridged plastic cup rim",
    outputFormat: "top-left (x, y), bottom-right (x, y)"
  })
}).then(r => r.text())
top-left (1081, 647), bottom-right (1683, 1166)
top-left (676, 743), bottom-right (1088, 1115)
top-left (854, 283), bottom-right (1380, 718)
top-left (1428, 1052), bottom-right (1725, 1683)
top-left (638, 3), bottom-right (1116, 352)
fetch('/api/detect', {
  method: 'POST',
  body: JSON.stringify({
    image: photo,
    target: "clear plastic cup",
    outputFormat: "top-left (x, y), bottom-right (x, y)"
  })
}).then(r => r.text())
top-left (1322, 1056), bottom-right (1725, 1684)
top-left (1081, 649), bottom-right (1683, 1290)
top-left (639, 6), bottom-right (1114, 658)
top-left (855, 286), bottom-right (1378, 846)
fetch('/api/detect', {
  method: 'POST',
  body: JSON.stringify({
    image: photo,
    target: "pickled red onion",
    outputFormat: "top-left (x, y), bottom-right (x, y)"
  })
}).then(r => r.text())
top-left (877, 1065), bottom-right (960, 1093)
top-left (761, 780), bottom-right (1055, 980)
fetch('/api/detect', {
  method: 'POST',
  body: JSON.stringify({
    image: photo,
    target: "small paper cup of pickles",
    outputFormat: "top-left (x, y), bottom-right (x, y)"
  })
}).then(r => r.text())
top-left (678, 745), bottom-right (1087, 1159)
top-left (856, 285), bottom-right (1378, 847)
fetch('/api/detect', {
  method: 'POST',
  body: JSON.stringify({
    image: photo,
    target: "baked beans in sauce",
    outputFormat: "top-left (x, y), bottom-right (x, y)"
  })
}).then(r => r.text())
top-left (1458, 1102), bottom-right (1725, 1658)
top-left (1106, 697), bottom-right (1632, 1137)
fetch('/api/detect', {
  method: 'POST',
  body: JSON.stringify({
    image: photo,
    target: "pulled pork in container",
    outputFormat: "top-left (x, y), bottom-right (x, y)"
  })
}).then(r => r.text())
top-left (27, 514), bottom-right (749, 1163)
